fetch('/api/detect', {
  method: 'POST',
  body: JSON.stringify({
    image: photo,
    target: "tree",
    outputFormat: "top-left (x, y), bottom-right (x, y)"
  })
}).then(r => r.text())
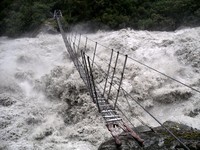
top-left (0, 0), bottom-right (199, 36)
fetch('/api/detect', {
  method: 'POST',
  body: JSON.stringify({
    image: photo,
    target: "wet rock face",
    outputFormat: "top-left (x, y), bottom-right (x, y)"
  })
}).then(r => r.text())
top-left (98, 121), bottom-right (200, 150)
top-left (0, 96), bottom-right (16, 107)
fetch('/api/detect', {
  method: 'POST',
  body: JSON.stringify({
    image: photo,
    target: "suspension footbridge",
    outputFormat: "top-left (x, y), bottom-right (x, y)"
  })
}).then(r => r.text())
top-left (53, 10), bottom-right (200, 150)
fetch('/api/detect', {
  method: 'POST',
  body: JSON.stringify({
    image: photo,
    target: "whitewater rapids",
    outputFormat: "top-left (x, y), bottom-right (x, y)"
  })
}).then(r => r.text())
top-left (0, 27), bottom-right (200, 149)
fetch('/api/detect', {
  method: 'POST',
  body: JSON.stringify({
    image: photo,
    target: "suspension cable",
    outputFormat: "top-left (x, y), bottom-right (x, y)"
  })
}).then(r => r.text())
top-left (80, 34), bottom-right (200, 95)
top-left (57, 17), bottom-right (191, 149)
top-left (122, 89), bottom-right (155, 132)
top-left (85, 53), bottom-right (190, 150)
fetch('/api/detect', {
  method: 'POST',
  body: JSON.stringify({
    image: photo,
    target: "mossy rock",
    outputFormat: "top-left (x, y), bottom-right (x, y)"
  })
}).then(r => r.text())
top-left (99, 121), bottom-right (200, 150)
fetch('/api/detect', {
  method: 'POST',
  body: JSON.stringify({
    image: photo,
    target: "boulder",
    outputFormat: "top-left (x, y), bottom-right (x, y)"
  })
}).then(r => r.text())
top-left (98, 121), bottom-right (200, 150)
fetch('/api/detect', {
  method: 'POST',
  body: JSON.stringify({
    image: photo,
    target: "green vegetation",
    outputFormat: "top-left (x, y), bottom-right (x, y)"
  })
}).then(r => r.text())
top-left (0, 0), bottom-right (200, 37)
top-left (0, 0), bottom-right (54, 37)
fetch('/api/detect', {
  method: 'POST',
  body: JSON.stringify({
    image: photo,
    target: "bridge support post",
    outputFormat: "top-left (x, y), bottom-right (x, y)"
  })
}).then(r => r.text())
top-left (106, 121), bottom-right (144, 147)
top-left (106, 123), bottom-right (122, 146)
top-left (107, 51), bottom-right (119, 101)
top-left (122, 122), bottom-right (144, 146)
top-left (87, 56), bottom-right (101, 112)
top-left (114, 55), bottom-right (128, 109)
top-left (81, 51), bottom-right (95, 102)
top-left (103, 49), bottom-right (114, 97)
top-left (92, 42), bottom-right (98, 68)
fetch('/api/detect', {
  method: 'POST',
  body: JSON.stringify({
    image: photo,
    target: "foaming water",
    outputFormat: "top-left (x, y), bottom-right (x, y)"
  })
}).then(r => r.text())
top-left (0, 27), bottom-right (200, 149)
top-left (83, 27), bottom-right (200, 129)
top-left (0, 33), bottom-right (99, 149)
